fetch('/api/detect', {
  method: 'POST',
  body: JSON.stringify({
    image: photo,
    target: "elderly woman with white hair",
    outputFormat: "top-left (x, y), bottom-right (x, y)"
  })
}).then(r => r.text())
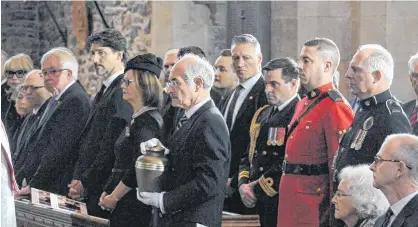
top-left (332, 164), bottom-right (389, 227)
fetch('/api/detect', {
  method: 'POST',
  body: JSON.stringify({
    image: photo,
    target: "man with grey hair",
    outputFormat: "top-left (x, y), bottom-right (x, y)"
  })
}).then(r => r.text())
top-left (15, 47), bottom-right (90, 196)
top-left (137, 54), bottom-right (231, 227)
top-left (278, 38), bottom-right (354, 227)
top-left (334, 44), bottom-right (411, 187)
top-left (220, 34), bottom-right (267, 214)
top-left (402, 51), bottom-right (418, 135)
top-left (370, 133), bottom-right (418, 227)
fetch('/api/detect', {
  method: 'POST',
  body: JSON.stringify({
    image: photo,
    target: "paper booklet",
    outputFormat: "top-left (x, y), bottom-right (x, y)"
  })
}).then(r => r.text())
top-left (31, 188), bottom-right (88, 215)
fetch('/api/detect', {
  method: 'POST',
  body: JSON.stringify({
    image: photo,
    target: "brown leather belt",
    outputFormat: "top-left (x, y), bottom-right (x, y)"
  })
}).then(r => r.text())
top-left (282, 160), bottom-right (329, 176)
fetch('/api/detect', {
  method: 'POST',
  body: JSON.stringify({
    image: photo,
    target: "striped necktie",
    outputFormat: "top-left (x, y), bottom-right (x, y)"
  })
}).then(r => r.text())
top-left (176, 115), bottom-right (188, 131)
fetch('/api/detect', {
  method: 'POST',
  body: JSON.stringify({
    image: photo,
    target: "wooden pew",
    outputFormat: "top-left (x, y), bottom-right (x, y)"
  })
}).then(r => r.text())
top-left (16, 199), bottom-right (260, 227)
top-left (221, 213), bottom-right (261, 227)
top-left (15, 200), bottom-right (109, 227)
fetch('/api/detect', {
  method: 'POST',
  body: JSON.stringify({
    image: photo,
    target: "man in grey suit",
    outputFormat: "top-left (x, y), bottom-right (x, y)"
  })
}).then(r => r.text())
top-left (371, 133), bottom-right (418, 227)
top-left (138, 54), bottom-right (231, 227)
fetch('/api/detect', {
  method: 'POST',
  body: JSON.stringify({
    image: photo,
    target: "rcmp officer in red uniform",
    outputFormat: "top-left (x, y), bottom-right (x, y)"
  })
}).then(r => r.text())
top-left (238, 58), bottom-right (300, 227)
top-left (277, 38), bottom-right (354, 227)
top-left (333, 44), bottom-right (411, 183)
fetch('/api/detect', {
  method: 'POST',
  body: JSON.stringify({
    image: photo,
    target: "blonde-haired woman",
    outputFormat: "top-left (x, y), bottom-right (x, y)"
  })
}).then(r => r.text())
top-left (2, 54), bottom-right (33, 137)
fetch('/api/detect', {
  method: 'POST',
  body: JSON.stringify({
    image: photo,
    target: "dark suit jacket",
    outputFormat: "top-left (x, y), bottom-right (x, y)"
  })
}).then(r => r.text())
top-left (219, 77), bottom-right (267, 188)
top-left (374, 193), bottom-right (418, 227)
top-left (402, 99), bottom-right (418, 135)
top-left (160, 100), bottom-right (231, 227)
top-left (15, 81), bottom-right (91, 194)
top-left (73, 74), bottom-right (132, 193)
top-left (13, 99), bottom-right (50, 177)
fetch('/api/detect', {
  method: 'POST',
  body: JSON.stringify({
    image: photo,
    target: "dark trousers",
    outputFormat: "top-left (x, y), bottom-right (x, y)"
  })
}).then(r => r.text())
top-left (110, 190), bottom-right (151, 227)
top-left (256, 196), bottom-right (278, 227)
top-left (223, 189), bottom-right (256, 215)
top-left (86, 191), bottom-right (111, 219)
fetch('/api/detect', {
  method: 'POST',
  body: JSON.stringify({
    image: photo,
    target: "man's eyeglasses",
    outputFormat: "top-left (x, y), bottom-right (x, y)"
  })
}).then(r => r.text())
top-left (5, 70), bottom-right (27, 79)
top-left (411, 72), bottom-right (418, 80)
top-left (122, 78), bottom-right (135, 87)
top-left (21, 85), bottom-right (44, 92)
top-left (165, 80), bottom-right (179, 88)
top-left (373, 156), bottom-right (412, 169)
top-left (334, 190), bottom-right (350, 198)
top-left (41, 69), bottom-right (69, 78)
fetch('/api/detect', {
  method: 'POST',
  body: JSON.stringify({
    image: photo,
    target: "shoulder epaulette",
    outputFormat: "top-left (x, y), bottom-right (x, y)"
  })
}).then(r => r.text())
top-left (386, 99), bottom-right (403, 115)
top-left (327, 90), bottom-right (344, 102)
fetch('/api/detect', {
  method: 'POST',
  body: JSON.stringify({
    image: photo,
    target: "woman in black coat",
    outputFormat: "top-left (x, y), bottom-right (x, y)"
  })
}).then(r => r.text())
top-left (99, 54), bottom-right (164, 227)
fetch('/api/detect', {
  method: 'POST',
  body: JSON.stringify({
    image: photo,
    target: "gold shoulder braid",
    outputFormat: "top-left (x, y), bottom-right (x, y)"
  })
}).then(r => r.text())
top-left (249, 105), bottom-right (270, 163)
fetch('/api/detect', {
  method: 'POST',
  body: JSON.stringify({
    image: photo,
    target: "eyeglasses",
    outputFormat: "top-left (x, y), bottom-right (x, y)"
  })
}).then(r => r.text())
top-left (165, 80), bottom-right (179, 88)
top-left (121, 78), bottom-right (135, 87)
top-left (373, 156), bottom-right (412, 169)
top-left (41, 69), bottom-right (69, 78)
top-left (5, 70), bottom-right (27, 79)
top-left (21, 85), bottom-right (44, 92)
top-left (411, 72), bottom-right (418, 80)
top-left (334, 190), bottom-right (350, 198)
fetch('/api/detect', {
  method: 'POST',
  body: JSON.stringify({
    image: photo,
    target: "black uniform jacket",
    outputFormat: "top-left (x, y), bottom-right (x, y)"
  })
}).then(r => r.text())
top-left (159, 100), bottom-right (231, 227)
top-left (334, 90), bottom-right (411, 179)
top-left (238, 95), bottom-right (299, 200)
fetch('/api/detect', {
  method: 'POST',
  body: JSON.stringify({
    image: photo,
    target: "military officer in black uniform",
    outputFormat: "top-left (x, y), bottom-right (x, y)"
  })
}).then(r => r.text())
top-left (238, 58), bottom-right (300, 227)
top-left (333, 44), bottom-right (411, 184)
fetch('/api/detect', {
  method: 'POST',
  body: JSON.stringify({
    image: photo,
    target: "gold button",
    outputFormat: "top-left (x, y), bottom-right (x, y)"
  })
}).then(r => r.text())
top-left (289, 135), bottom-right (294, 139)
top-left (305, 102), bottom-right (309, 106)
top-left (259, 167), bottom-right (264, 171)
top-left (262, 151), bottom-right (267, 155)
top-left (305, 126), bottom-right (310, 129)
top-left (316, 188), bottom-right (321, 193)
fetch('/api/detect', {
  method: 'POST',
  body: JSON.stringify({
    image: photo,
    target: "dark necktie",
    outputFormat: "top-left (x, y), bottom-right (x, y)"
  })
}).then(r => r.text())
top-left (271, 106), bottom-right (279, 117)
top-left (40, 97), bottom-right (58, 125)
top-left (226, 85), bottom-right (243, 130)
top-left (410, 106), bottom-right (418, 126)
top-left (94, 84), bottom-right (106, 104)
top-left (381, 208), bottom-right (393, 227)
top-left (175, 114), bottom-right (188, 132)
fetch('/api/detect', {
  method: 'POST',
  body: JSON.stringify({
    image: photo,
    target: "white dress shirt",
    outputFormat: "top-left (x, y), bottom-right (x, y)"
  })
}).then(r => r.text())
top-left (223, 73), bottom-right (261, 129)
top-left (103, 70), bottom-right (124, 93)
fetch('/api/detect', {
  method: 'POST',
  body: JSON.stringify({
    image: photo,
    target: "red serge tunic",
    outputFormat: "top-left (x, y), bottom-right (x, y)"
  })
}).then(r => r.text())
top-left (277, 83), bottom-right (354, 227)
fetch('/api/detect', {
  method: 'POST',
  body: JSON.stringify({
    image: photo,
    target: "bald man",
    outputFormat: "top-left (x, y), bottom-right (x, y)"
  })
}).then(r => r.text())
top-left (13, 70), bottom-right (52, 181)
